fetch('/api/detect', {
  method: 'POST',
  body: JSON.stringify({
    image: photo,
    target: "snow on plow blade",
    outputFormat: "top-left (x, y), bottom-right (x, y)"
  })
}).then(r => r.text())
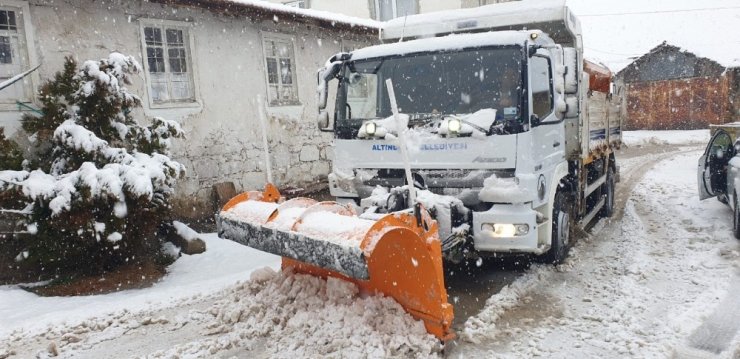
top-left (216, 184), bottom-right (454, 340)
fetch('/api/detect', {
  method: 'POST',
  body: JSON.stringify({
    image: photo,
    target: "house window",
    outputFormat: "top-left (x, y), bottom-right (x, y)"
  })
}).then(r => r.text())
top-left (375, 0), bottom-right (417, 21)
top-left (263, 35), bottom-right (299, 106)
top-left (0, 7), bottom-right (30, 103)
top-left (284, 0), bottom-right (307, 8)
top-left (141, 23), bottom-right (195, 105)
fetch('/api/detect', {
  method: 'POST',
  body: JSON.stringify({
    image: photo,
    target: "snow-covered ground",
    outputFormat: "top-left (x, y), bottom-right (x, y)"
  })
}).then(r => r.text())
top-left (2, 137), bottom-right (739, 358)
top-left (621, 129), bottom-right (710, 147)
top-left (452, 149), bottom-right (740, 358)
top-left (0, 235), bottom-right (280, 338)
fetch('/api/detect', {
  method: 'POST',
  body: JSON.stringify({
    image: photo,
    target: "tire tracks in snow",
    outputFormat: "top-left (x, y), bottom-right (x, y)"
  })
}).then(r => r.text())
top-left (443, 147), bottom-right (699, 343)
top-left (448, 145), bottom-right (739, 357)
top-left (680, 274), bottom-right (740, 357)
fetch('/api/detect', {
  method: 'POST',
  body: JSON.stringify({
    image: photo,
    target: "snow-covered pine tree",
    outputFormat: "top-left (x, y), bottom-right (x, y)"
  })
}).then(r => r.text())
top-left (0, 53), bottom-right (185, 275)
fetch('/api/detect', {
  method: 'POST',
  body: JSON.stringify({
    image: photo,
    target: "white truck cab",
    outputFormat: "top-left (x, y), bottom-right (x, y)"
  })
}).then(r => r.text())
top-left (317, 1), bottom-right (622, 263)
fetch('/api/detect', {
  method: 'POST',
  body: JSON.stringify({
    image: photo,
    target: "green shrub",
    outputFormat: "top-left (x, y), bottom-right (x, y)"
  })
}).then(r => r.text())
top-left (0, 127), bottom-right (22, 171)
top-left (0, 54), bottom-right (185, 275)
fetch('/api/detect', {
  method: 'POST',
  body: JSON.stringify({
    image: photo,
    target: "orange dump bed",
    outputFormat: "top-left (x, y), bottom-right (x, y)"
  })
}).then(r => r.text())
top-left (584, 59), bottom-right (612, 94)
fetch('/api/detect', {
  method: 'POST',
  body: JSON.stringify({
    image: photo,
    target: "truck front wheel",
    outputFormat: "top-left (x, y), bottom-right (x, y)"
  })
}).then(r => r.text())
top-left (538, 190), bottom-right (571, 264)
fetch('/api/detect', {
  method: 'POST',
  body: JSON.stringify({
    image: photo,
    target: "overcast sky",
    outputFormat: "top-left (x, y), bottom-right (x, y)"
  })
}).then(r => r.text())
top-left (564, 0), bottom-right (740, 71)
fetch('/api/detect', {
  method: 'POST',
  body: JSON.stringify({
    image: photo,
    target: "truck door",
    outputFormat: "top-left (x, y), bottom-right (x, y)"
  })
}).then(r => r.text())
top-left (698, 129), bottom-right (732, 200)
top-left (529, 51), bottom-right (564, 173)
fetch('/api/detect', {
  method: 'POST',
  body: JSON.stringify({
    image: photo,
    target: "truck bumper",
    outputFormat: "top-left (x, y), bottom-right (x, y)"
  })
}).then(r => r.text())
top-left (472, 203), bottom-right (544, 254)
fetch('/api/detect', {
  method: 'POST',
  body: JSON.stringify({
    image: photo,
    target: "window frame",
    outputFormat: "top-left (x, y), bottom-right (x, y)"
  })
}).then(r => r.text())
top-left (138, 19), bottom-right (200, 109)
top-left (528, 54), bottom-right (555, 122)
top-left (284, 0), bottom-right (308, 8)
top-left (0, 1), bottom-right (38, 108)
top-left (373, 0), bottom-right (418, 21)
top-left (261, 32), bottom-right (300, 107)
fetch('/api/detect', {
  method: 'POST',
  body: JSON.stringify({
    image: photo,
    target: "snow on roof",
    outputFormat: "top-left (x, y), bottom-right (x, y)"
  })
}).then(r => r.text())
top-left (668, 42), bottom-right (740, 69)
top-left (351, 30), bottom-right (536, 61)
top-left (382, 0), bottom-right (575, 43)
top-left (155, 0), bottom-right (381, 31)
top-left (618, 41), bottom-right (739, 77)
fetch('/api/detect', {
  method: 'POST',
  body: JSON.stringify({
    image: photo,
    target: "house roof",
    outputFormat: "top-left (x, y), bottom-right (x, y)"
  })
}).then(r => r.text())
top-left (617, 41), bottom-right (739, 79)
top-left (151, 0), bottom-right (382, 33)
top-left (615, 41), bottom-right (740, 77)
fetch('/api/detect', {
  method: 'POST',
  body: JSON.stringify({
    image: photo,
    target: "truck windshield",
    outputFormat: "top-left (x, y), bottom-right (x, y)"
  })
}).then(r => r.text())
top-left (335, 46), bottom-right (524, 139)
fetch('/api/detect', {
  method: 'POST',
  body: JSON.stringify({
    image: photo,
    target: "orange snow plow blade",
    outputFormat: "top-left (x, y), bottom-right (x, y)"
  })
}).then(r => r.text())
top-left (217, 184), bottom-right (454, 340)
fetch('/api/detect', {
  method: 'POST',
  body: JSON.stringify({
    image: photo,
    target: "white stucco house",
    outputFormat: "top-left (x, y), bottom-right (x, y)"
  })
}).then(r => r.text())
top-left (268, 0), bottom-right (517, 20)
top-left (0, 0), bottom-right (379, 219)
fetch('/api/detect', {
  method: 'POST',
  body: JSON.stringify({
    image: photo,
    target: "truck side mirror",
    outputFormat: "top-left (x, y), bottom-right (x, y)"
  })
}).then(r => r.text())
top-left (317, 64), bottom-right (339, 111)
top-left (317, 54), bottom-right (348, 111)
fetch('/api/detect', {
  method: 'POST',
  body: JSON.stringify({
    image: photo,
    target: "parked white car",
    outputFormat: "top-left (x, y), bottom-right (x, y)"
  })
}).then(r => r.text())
top-left (698, 127), bottom-right (740, 239)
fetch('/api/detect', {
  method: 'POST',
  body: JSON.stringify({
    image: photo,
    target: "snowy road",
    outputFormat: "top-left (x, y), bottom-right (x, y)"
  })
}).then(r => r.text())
top-left (2, 141), bottom-right (739, 358)
top-left (452, 146), bottom-right (740, 357)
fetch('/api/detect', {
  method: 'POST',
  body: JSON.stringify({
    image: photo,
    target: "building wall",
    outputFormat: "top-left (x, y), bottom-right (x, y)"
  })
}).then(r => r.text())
top-left (307, 0), bottom-right (372, 19)
top-left (2, 0), bottom-right (376, 219)
top-left (420, 0), bottom-right (462, 13)
top-left (730, 68), bottom-right (740, 121)
top-left (267, 0), bottom-right (519, 20)
top-left (625, 76), bottom-right (731, 130)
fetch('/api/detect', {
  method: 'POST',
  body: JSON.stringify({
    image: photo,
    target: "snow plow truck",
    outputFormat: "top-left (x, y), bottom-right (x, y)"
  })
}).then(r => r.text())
top-left (217, 0), bottom-right (622, 341)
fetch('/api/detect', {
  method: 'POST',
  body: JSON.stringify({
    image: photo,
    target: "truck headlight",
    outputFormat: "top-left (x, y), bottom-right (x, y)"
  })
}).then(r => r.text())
top-left (481, 223), bottom-right (529, 237)
top-left (447, 118), bottom-right (462, 134)
top-left (365, 121), bottom-right (377, 136)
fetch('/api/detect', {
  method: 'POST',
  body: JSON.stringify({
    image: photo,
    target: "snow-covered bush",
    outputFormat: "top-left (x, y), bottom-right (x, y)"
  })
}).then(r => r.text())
top-left (0, 54), bottom-right (185, 275)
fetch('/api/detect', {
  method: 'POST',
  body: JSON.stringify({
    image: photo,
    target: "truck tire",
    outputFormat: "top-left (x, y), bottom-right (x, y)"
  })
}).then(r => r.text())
top-left (538, 190), bottom-right (571, 264)
top-left (733, 193), bottom-right (740, 240)
top-left (600, 167), bottom-right (615, 218)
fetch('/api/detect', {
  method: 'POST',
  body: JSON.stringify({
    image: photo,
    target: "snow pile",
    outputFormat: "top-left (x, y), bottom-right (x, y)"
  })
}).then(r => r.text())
top-left (172, 221), bottom-right (201, 242)
top-left (264, 206), bottom-right (307, 230)
top-left (296, 211), bottom-right (374, 245)
top-left (437, 109), bottom-right (497, 138)
top-left (222, 200), bottom-right (279, 224)
top-left (462, 264), bottom-right (553, 343)
top-left (621, 129), bottom-right (710, 147)
top-left (148, 268), bottom-right (440, 358)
